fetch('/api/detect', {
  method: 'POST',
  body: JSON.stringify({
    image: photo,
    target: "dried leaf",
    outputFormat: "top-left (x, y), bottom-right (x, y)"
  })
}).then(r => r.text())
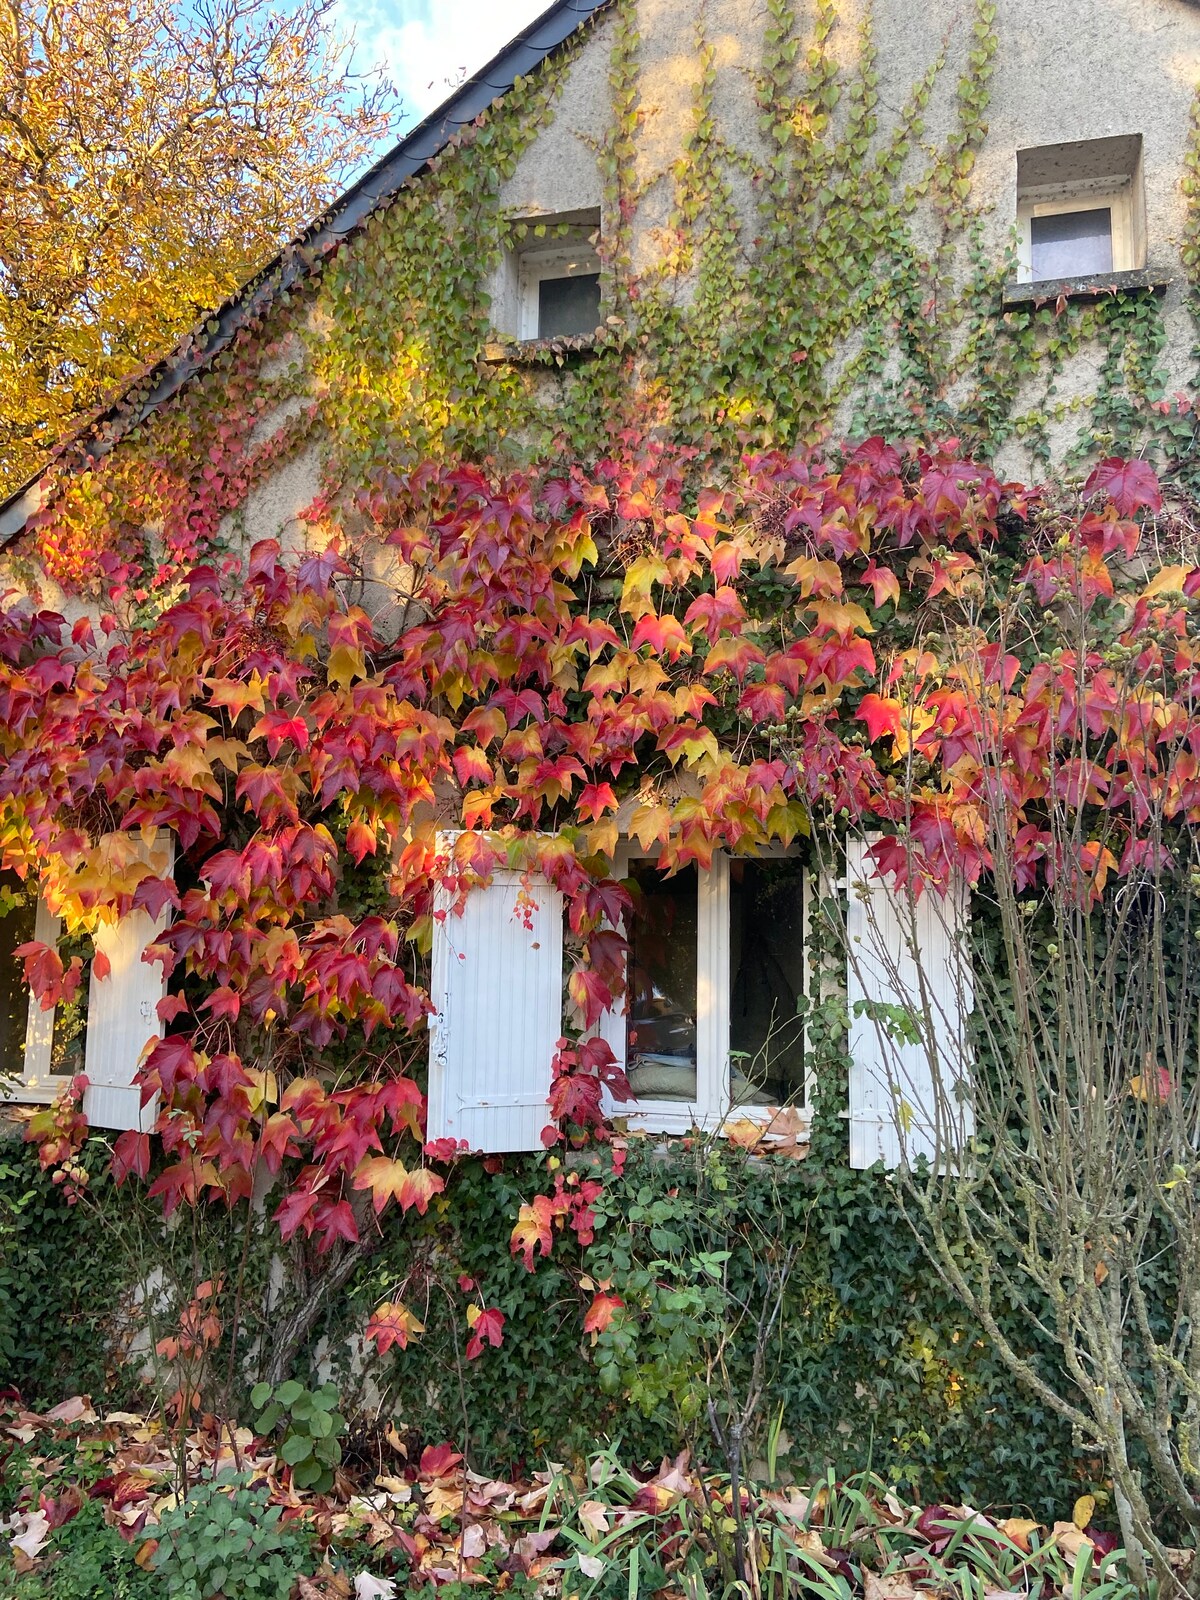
top-left (997, 1516), bottom-right (1041, 1552)
top-left (1050, 1520), bottom-right (1095, 1566)
top-left (864, 1573), bottom-right (922, 1600)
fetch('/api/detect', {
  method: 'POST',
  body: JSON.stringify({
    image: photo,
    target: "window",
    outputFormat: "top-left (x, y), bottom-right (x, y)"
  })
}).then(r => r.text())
top-left (517, 244), bottom-right (601, 341)
top-left (426, 832), bottom-right (973, 1167)
top-left (597, 849), bottom-right (812, 1135)
top-left (0, 879), bottom-right (84, 1101)
top-left (488, 209), bottom-right (602, 345)
top-left (0, 829), bottom-right (174, 1129)
top-left (1015, 134), bottom-right (1145, 285)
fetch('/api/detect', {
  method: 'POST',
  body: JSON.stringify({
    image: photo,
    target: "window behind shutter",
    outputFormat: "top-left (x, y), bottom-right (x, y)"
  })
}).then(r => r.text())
top-left (84, 834), bottom-right (174, 1132)
top-left (428, 867), bottom-right (564, 1153)
top-left (845, 836), bottom-right (973, 1170)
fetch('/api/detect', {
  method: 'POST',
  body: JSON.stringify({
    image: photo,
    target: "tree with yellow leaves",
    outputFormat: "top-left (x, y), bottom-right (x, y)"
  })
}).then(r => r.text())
top-left (0, 0), bottom-right (393, 493)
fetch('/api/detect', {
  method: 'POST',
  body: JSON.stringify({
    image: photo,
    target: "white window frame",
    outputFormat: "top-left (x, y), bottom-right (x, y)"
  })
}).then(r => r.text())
top-left (596, 845), bottom-right (813, 1138)
top-left (516, 244), bottom-right (602, 341)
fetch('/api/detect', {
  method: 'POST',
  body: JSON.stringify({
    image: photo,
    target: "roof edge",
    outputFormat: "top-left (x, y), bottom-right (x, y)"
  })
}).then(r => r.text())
top-left (0, 0), bottom-right (612, 543)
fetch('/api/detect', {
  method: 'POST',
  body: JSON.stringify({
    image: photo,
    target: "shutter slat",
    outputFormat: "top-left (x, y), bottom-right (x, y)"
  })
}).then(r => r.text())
top-left (84, 833), bottom-right (174, 1132)
top-left (428, 867), bottom-right (563, 1153)
top-left (845, 837), bottom-right (973, 1170)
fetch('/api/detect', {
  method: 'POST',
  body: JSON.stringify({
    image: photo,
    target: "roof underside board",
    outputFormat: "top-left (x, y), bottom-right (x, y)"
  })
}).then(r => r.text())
top-left (0, 0), bottom-right (611, 541)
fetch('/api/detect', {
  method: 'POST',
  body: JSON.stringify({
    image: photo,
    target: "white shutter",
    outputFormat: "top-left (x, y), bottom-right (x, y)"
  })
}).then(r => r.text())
top-left (845, 836), bottom-right (973, 1170)
top-left (428, 863), bottom-right (564, 1153)
top-left (84, 833), bottom-right (175, 1132)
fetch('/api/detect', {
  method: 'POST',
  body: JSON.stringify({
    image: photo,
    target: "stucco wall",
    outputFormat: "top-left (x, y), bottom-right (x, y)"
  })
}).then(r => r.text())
top-left (23, 0), bottom-right (1200, 575)
top-left (477, 0), bottom-right (1200, 479)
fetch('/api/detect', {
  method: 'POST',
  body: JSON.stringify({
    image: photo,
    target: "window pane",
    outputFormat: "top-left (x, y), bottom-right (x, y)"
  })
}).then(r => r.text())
top-left (1030, 208), bottom-right (1112, 280)
top-left (49, 965), bottom-right (88, 1078)
top-left (0, 874), bottom-right (36, 1079)
top-left (537, 273), bottom-right (601, 339)
top-left (626, 862), bottom-right (697, 1102)
top-left (729, 859), bottom-right (806, 1106)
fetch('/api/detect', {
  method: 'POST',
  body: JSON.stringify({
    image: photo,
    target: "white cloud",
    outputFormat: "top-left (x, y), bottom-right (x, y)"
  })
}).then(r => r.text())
top-left (338, 0), bottom-right (551, 128)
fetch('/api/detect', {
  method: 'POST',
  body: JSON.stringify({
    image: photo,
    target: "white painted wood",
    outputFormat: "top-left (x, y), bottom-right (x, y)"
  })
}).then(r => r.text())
top-left (20, 897), bottom-right (65, 1096)
top-left (84, 833), bottom-right (175, 1132)
top-left (428, 861), bottom-right (564, 1153)
top-left (697, 852), bottom-right (730, 1117)
top-left (845, 836), bottom-right (973, 1170)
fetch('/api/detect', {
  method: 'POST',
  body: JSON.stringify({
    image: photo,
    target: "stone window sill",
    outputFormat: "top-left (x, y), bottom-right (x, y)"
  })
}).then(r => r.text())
top-left (1002, 267), bottom-right (1174, 308)
top-left (480, 331), bottom-right (600, 365)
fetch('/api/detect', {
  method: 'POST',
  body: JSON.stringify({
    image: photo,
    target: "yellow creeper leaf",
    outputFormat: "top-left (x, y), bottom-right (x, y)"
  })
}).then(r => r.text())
top-left (629, 802), bottom-right (672, 850)
top-left (327, 644), bottom-right (366, 688)
top-left (1143, 565), bottom-right (1190, 599)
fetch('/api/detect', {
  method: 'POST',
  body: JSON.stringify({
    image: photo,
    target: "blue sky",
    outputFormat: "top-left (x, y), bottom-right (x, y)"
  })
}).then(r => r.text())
top-left (336, 0), bottom-right (551, 129)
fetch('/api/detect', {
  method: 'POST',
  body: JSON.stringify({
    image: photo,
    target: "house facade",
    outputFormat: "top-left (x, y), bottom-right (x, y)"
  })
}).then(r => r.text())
top-left (0, 0), bottom-right (1198, 1162)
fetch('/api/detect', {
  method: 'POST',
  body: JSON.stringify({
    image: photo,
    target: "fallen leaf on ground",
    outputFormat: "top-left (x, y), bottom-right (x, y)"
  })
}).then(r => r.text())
top-left (1050, 1521), bottom-right (1096, 1564)
top-left (998, 1516), bottom-right (1041, 1551)
top-left (354, 1576), bottom-right (397, 1600)
top-left (6, 1508), bottom-right (51, 1560)
top-left (865, 1573), bottom-right (922, 1600)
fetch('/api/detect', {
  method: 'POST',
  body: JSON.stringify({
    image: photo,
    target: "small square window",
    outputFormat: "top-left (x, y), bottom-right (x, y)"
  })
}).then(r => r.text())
top-left (518, 244), bottom-right (602, 340)
top-left (1015, 134), bottom-right (1145, 285)
top-left (1030, 207), bottom-right (1113, 280)
top-left (537, 271), bottom-right (601, 340)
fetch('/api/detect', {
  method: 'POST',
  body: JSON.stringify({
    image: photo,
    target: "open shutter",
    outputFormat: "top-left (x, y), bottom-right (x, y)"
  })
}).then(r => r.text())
top-left (84, 834), bottom-right (175, 1132)
top-left (845, 837), bottom-right (973, 1170)
top-left (428, 866), bottom-right (563, 1153)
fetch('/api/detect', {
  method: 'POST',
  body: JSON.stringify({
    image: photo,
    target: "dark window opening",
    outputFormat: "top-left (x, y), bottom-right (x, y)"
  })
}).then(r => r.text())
top-left (625, 862), bottom-right (698, 1103)
top-left (537, 273), bottom-right (601, 339)
top-left (0, 873), bottom-right (35, 1077)
top-left (49, 924), bottom-right (89, 1079)
top-left (1030, 208), bottom-right (1113, 280)
top-left (729, 858), bottom-right (806, 1105)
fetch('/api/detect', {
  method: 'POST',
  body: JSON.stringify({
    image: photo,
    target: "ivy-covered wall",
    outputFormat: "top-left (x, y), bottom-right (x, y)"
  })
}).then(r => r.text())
top-left (0, 1124), bottom-right (1090, 1521)
top-left (5, 0), bottom-right (1200, 1516)
top-left (11, 0), bottom-right (1200, 603)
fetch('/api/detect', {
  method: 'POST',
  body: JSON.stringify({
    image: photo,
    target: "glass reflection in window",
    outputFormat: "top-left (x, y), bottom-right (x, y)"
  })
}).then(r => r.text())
top-left (1030, 208), bottom-right (1113, 280)
top-left (625, 862), bottom-right (698, 1103)
top-left (538, 272), bottom-right (601, 338)
top-left (729, 858), bottom-right (806, 1105)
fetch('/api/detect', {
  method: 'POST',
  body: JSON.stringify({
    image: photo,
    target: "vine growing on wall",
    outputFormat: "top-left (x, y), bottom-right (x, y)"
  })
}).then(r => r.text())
top-left (6, 0), bottom-right (1200, 1506)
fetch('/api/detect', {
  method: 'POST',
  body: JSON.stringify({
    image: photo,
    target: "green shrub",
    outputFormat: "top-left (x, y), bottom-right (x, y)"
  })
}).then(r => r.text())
top-left (0, 1498), bottom-right (157, 1600)
top-left (150, 1476), bottom-right (315, 1600)
top-left (251, 1378), bottom-right (346, 1493)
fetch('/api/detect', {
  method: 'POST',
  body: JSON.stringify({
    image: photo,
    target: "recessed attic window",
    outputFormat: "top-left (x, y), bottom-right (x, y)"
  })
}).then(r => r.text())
top-left (1015, 134), bottom-right (1145, 285)
top-left (498, 209), bottom-right (602, 343)
top-left (526, 254), bottom-right (601, 339)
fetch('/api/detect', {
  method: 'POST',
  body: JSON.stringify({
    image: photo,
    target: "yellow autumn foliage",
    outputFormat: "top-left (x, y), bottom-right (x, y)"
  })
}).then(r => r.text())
top-left (0, 0), bottom-right (394, 492)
